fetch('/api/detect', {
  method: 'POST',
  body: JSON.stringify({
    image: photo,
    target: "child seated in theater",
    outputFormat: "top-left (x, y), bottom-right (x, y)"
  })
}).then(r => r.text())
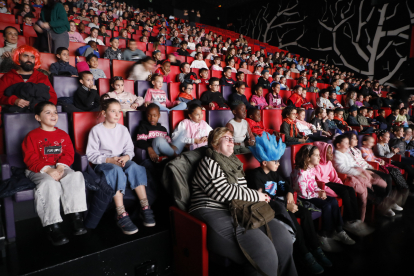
top-left (23, 14), bottom-right (32, 26)
top-left (250, 85), bottom-right (269, 110)
top-left (190, 52), bottom-right (208, 69)
top-left (247, 135), bottom-right (332, 272)
top-left (78, 41), bottom-right (100, 59)
top-left (314, 142), bottom-right (373, 236)
top-left (200, 77), bottom-right (229, 110)
top-left (103, 38), bottom-right (123, 61)
top-left (229, 81), bottom-right (255, 109)
top-left (266, 82), bottom-right (286, 109)
top-left (333, 108), bottom-right (352, 131)
top-left (172, 104), bottom-right (213, 150)
top-left (235, 71), bottom-right (247, 87)
top-left (395, 107), bottom-right (413, 127)
top-left (154, 59), bottom-right (171, 83)
top-left (326, 109), bottom-right (342, 134)
top-left (136, 103), bottom-right (186, 163)
top-left (310, 107), bottom-right (332, 135)
top-left (296, 108), bottom-right (331, 142)
top-left (225, 101), bottom-right (255, 154)
top-left (316, 90), bottom-right (335, 109)
top-left (219, 66), bottom-right (236, 87)
top-left (347, 106), bottom-right (374, 134)
top-left (329, 91), bottom-right (343, 108)
top-left (307, 80), bottom-right (320, 93)
top-left (211, 56), bottom-right (223, 71)
top-left (199, 68), bottom-right (210, 84)
top-left (246, 108), bottom-right (281, 138)
top-left (177, 62), bottom-right (201, 84)
top-left (287, 85), bottom-right (313, 109)
top-left (177, 40), bottom-right (190, 56)
top-left (85, 54), bottom-right (106, 80)
top-left (50, 47), bottom-right (78, 77)
top-left (292, 145), bottom-right (356, 246)
top-left (105, 76), bottom-right (144, 113)
top-left (389, 125), bottom-right (414, 159)
top-left (355, 94), bottom-right (364, 108)
top-left (256, 69), bottom-right (270, 89)
top-left (280, 106), bottom-right (310, 146)
top-left (86, 97), bottom-right (155, 234)
top-left (144, 74), bottom-right (187, 113)
top-left (74, 71), bottom-right (100, 111)
top-left (176, 83), bottom-right (203, 107)
top-left (23, 101), bottom-right (87, 246)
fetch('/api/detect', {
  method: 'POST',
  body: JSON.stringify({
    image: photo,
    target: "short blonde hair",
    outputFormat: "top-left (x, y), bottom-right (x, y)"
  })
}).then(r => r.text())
top-left (208, 127), bottom-right (233, 149)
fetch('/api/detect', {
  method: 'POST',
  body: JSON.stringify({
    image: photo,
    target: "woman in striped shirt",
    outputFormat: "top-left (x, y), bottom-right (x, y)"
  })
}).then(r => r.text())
top-left (189, 127), bottom-right (297, 276)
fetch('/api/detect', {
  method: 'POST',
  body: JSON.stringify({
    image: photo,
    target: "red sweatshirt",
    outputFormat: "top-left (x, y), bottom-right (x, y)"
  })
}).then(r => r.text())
top-left (22, 127), bottom-right (74, 173)
top-left (246, 118), bottom-right (274, 136)
top-left (0, 69), bottom-right (57, 106)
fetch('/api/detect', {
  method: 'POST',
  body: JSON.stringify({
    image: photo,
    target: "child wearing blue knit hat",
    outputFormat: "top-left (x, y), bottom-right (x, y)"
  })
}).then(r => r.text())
top-left (246, 133), bottom-right (333, 274)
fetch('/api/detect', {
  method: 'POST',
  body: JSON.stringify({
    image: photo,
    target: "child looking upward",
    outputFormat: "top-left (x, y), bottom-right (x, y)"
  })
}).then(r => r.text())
top-left (105, 76), bottom-right (144, 113)
top-left (225, 101), bottom-right (256, 154)
top-left (172, 104), bottom-right (213, 150)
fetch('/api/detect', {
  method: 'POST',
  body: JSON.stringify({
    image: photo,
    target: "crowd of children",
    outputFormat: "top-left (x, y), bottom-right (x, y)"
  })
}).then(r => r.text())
top-left (3, 1), bottom-right (414, 275)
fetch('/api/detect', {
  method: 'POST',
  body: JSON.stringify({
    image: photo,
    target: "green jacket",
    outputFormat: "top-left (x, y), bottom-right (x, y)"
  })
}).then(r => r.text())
top-left (41, 3), bottom-right (69, 34)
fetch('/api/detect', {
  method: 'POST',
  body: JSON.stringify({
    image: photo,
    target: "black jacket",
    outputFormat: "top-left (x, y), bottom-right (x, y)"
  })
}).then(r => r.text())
top-left (219, 76), bottom-right (236, 87)
top-left (74, 86), bottom-right (100, 111)
top-left (280, 121), bottom-right (303, 143)
top-left (310, 117), bottom-right (329, 131)
top-left (228, 92), bottom-right (255, 109)
top-left (386, 114), bottom-right (396, 127)
top-left (82, 165), bottom-right (115, 229)
top-left (3, 82), bottom-right (51, 112)
top-left (256, 77), bottom-right (270, 89)
top-left (347, 115), bottom-right (360, 126)
top-left (135, 120), bottom-right (170, 151)
top-left (177, 48), bottom-right (190, 56)
top-left (200, 90), bottom-right (227, 108)
top-left (49, 60), bottom-right (78, 76)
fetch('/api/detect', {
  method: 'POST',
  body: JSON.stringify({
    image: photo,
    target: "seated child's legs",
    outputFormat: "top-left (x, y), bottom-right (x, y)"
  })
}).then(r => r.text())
top-left (123, 161), bottom-right (147, 189)
top-left (153, 102), bottom-right (170, 112)
top-left (170, 102), bottom-right (187, 111)
top-left (95, 163), bottom-right (128, 194)
top-left (306, 196), bottom-right (343, 234)
top-left (152, 137), bottom-right (176, 157)
top-left (26, 168), bottom-right (87, 227)
top-left (233, 145), bottom-right (251, 154)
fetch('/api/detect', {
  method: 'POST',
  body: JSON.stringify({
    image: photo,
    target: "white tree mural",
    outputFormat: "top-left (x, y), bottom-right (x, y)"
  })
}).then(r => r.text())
top-left (312, 0), bottom-right (414, 84)
top-left (238, 0), bottom-right (308, 49)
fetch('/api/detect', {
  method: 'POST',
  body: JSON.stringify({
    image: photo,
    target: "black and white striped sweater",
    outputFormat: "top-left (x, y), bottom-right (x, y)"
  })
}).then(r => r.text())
top-left (189, 156), bottom-right (260, 213)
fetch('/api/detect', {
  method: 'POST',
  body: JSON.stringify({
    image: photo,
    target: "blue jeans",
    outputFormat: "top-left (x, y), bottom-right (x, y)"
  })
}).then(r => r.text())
top-left (152, 130), bottom-right (186, 157)
top-left (153, 101), bottom-right (187, 113)
top-left (95, 161), bottom-right (147, 195)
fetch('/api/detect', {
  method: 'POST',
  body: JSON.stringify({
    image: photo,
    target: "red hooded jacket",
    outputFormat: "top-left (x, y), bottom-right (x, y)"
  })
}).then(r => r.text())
top-left (0, 69), bottom-right (57, 106)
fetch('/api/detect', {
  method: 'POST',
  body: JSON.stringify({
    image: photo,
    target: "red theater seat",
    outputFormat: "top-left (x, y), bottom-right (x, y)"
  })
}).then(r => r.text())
top-left (72, 112), bottom-right (124, 154)
top-left (112, 60), bottom-right (136, 80)
top-left (39, 53), bottom-right (57, 71)
top-left (210, 70), bottom-right (222, 79)
top-left (246, 74), bottom-right (259, 88)
top-left (0, 14), bottom-right (16, 24)
top-left (68, 42), bottom-right (86, 55)
top-left (170, 66), bottom-right (181, 82)
top-left (236, 153), bottom-right (261, 171)
top-left (261, 109), bottom-right (283, 132)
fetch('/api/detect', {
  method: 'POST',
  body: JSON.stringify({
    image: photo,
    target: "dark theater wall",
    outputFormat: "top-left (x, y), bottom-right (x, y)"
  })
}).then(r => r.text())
top-left (230, 0), bottom-right (414, 87)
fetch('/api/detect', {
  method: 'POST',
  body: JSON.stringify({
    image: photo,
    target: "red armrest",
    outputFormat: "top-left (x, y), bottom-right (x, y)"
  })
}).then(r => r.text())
top-left (380, 157), bottom-right (392, 164)
top-left (367, 161), bottom-right (379, 170)
top-left (338, 172), bottom-right (347, 182)
top-left (316, 180), bottom-right (325, 190)
top-left (405, 152), bottom-right (410, 157)
top-left (169, 206), bottom-right (209, 276)
top-left (293, 191), bottom-right (297, 204)
top-left (392, 154), bottom-right (402, 162)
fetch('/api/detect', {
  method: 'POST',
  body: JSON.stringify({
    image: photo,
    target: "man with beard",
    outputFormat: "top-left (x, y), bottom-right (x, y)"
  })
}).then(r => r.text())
top-left (0, 45), bottom-right (57, 109)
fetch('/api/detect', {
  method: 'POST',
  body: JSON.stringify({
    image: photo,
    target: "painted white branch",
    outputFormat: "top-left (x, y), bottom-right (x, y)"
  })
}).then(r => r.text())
top-left (393, 41), bottom-right (405, 46)
top-left (344, 0), bottom-right (353, 14)
top-left (387, 25), bottom-right (410, 36)
top-left (395, 48), bottom-right (403, 58)
top-left (407, 1), bottom-right (414, 22)
top-left (385, 3), bottom-right (399, 20)
top-left (378, 56), bottom-right (407, 84)
top-left (398, 33), bottom-right (409, 39)
top-left (270, 18), bottom-right (307, 30)
top-left (346, 22), bottom-right (369, 61)
top-left (364, 29), bottom-right (370, 44)
top-left (311, 47), bottom-right (333, 51)
top-left (376, 41), bottom-right (393, 60)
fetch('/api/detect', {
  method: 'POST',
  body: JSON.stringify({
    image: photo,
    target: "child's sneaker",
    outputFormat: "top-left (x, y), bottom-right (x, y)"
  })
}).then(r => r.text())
top-left (332, 230), bottom-right (355, 245)
top-left (117, 212), bottom-right (139, 235)
top-left (311, 247), bottom-right (332, 268)
top-left (141, 208), bottom-right (156, 227)
top-left (302, 252), bottom-right (324, 274)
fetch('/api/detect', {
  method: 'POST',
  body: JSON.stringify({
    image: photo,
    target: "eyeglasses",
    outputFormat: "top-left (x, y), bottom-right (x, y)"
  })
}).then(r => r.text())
top-left (221, 136), bottom-right (235, 143)
top-left (186, 88), bottom-right (193, 90)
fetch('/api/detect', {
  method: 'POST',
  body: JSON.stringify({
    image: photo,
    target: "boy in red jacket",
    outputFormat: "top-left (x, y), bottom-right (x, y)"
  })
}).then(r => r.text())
top-left (246, 108), bottom-right (281, 138)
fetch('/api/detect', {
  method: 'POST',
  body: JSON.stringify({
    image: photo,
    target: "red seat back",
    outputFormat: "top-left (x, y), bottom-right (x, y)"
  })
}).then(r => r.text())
top-left (0, 14), bottom-right (16, 24)
top-left (170, 65), bottom-right (181, 83)
top-left (261, 109), bottom-right (283, 132)
top-left (39, 53), bottom-right (57, 71)
top-left (112, 59), bottom-right (136, 80)
top-left (305, 92), bottom-right (317, 108)
top-left (166, 46), bottom-right (179, 54)
top-left (23, 25), bottom-right (37, 38)
top-left (246, 74), bottom-right (259, 88)
top-left (236, 153), bottom-right (260, 171)
top-left (97, 58), bottom-right (111, 79)
top-left (278, 90), bottom-right (292, 103)
top-left (72, 112), bottom-right (124, 154)
top-left (210, 70), bottom-right (222, 79)
top-left (68, 42), bottom-right (86, 55)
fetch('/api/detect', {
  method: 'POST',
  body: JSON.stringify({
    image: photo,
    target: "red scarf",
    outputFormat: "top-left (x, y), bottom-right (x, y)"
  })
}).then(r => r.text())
top-left (334, 116), bottom-right (348, 126)
top-left (177, 92), bottom-right (193, 101)
top-left (288, 93), bottom-right (304, 108)
top-left (283, 118), bottom-right (298, 137)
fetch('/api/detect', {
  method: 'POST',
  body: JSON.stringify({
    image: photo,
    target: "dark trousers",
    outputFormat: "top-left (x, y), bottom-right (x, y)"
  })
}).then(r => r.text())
top-left (307, 134), bottom-right (331, 142)
top-left (368, 169), bottom-right (392, 198)
top-left (304, 197), bottom-right (343, 234)
top-left (360, 126), bottom-right (374, 134)
top-left (325, 182), bottom-right (359, 222)
top-left (290, 206), bottom-right (320, 256)
top-left (191, 208), bottom-right (298, 276)
top-left (392, 160), bottom-right (414, 186)
top-left (400, 156), bottom-right (414, 166)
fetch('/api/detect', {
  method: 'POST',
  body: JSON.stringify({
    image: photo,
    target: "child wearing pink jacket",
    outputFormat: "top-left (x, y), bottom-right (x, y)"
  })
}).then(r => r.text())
top-left (250, 85), bottom-right (269, 110)
top-left (314, 142), bottom-right (373, 236)
top-left (144, 74), bottom-right (187, 112)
